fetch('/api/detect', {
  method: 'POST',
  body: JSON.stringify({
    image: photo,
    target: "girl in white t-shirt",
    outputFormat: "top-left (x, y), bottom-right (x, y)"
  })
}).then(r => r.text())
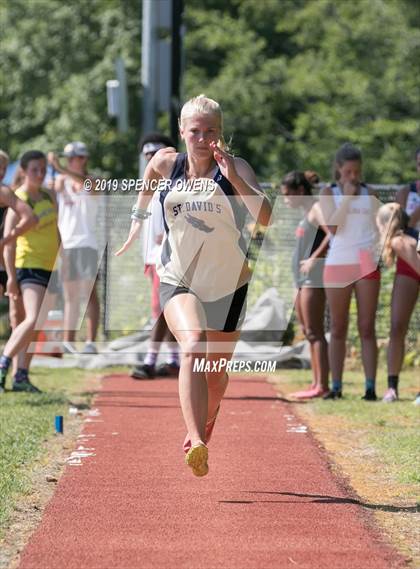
top-left (320, 143), bottom-right (380, 401)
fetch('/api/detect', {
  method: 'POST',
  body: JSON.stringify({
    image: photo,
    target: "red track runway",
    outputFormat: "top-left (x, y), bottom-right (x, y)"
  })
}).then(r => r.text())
top-left (18, 374), bottom-right (405, 569)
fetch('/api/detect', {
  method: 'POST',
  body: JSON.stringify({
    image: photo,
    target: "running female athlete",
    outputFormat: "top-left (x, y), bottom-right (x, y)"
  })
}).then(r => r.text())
top-left (116, 95), bottom-right (272, 476)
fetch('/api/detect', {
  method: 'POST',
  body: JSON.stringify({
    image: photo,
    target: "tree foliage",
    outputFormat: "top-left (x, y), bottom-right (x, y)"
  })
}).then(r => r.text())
top-left (184, 0), bottom-right (420, 182)
top-left (0, 0), bottom-right (419, 182)
top-left (0, 0), bottom-right (141, 177)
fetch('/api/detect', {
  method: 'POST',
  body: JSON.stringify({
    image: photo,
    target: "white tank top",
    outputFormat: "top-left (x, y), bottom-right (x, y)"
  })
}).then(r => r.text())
top-left (326, 184), bottom-right (379, 266)
top-left (58, 178), bottom-right (99, 250)
top-left (156, 153), bottom-right (250, 301)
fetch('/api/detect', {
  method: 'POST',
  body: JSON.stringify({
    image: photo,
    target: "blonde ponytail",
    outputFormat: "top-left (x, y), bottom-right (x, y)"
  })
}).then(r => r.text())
top-left (377, 203), bottom-right (404, 267)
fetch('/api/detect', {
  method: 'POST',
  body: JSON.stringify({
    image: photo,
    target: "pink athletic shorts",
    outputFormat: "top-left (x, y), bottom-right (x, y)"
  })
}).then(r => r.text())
top-left (144, 264), bottom-right (161, 320)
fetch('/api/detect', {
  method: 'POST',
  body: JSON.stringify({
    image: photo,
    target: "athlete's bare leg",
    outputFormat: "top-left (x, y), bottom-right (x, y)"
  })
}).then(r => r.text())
top-left (21, 290), bottom-right (57, 369)
top-left (294, 290), bottom-right (316, 390)
top-left (62, 280), bottom-right (80, 343)
top-left (325, 285), bottom-right (353, 382)
top-left (3, 284), bottom-right (46, 359)
top-left (388, 275), bottom-right (419, 375)
top-left (299, 287), bottom-right (329, 392)
top-left (354, 278), bottom-right (380, 381)
top-left (164, 293), bottom-right (208, 447)
top-left (63, 278), bottom-right (96, 343)
top-left (9, 295), bottom-right (25, 375)
top-left (205, 329), bottom-right (240, 424)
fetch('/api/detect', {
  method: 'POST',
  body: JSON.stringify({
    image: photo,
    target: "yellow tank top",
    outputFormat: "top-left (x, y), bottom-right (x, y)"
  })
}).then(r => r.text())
top-left (15, 187), bottom-right (59, 271)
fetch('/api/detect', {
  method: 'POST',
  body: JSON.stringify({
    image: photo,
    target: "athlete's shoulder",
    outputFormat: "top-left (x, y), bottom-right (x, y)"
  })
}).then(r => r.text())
top-left (232, 157), bottom-right (261, 190)
top-left (150, 148), bottom-right (178, 177)
top-left (307, 201), bottom-right (327, 228)
top-left (233, 156), bottom-right (253, 173)
top-left (390, 232), bottom-right (406, 251)
top-left (0, 184), bottom-right (15, 206)
top-left (310, 200), bottom-right (324, 221)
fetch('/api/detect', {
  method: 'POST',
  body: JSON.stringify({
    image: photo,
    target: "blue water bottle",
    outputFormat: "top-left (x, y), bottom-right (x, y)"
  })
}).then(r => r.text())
top-left (55, 415), bottom-right (64, 434)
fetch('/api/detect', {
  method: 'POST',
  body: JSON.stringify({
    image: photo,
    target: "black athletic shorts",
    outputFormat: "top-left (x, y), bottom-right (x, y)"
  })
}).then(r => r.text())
top-left (159, 282), bottom-right (248, 333)
top-left (16, 268), bottom-right (59, 292)
top-left (61, 247), bottom-right (98, 281)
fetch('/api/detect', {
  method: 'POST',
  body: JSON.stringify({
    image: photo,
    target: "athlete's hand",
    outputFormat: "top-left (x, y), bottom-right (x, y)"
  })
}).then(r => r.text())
top-left (6, 278), bottom-right (20, 301)
top-left (114, 219), bottom-right (142, 256)
top-left (300, 257), bottom-right (317, 275)
top-left (47, 152), bottom-right (61, 171)
top-left (210, 141), bottom-right (239, 183)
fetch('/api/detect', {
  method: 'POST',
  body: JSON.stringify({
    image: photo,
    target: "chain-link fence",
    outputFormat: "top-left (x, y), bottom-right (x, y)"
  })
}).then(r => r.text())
top-left (94, 183), bottom-right (418, 357)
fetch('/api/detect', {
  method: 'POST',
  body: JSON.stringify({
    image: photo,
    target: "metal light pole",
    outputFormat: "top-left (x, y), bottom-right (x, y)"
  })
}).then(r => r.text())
top-left (170, 0), bottom-right (184, 147)
top-left (141, 0), bottom-right (158, 137)
top-left (140, 0), bottom-right (184, 174)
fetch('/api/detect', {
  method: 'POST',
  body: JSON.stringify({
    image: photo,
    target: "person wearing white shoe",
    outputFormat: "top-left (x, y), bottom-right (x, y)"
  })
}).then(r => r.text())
top-left (376, 202), bottom-right (419, 402)
top-left (48, 143), bottom-right (101, 355)
top-left (382, 387), bottom-right (398, 403)
top-left (82, 341), bottom-right (97, 354)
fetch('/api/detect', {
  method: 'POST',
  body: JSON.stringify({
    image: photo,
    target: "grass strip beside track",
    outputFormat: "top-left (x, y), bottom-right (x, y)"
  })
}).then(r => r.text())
top-left (0, 366), bottom-right (107, 540)
top-left (273, 368), bottom-right (420, 566)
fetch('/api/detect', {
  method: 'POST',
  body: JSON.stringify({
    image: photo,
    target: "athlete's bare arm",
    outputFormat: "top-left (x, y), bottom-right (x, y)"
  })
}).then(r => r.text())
top-left (3, 208), bottom-right (19, 300)
top-left (0, 186), bottom-right (37, 247)
top-left (308, 201), bottom-right (330, 258)
top-left (115, 148), bottom-right (177, 256)
top-left (50, 174), bottom-right (65, 193)
top-left (134, 148), bottom-right (177, 211)
top-left (392, 235), bottom-right (420, 274)
top-left (47, 153), bottom-right (102, 198)
top-left (297, 201), bottom-right (330, 275)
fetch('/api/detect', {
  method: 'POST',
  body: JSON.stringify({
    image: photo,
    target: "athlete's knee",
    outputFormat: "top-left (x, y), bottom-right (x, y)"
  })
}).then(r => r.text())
top-left (206, 368), bottom-right (228, 386)
top-left (330, 322), bottom-right (347, 341)
top-left (21, 315), bottom-right (38, 330)
top-left (304, 326), bottom-right (325, 344)
top-left (358, 320), bottom-right (375, 339)
top-left (390, 318), bottom-right (409, 339)
top-left (180, 332), bottom-right (206, 360)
